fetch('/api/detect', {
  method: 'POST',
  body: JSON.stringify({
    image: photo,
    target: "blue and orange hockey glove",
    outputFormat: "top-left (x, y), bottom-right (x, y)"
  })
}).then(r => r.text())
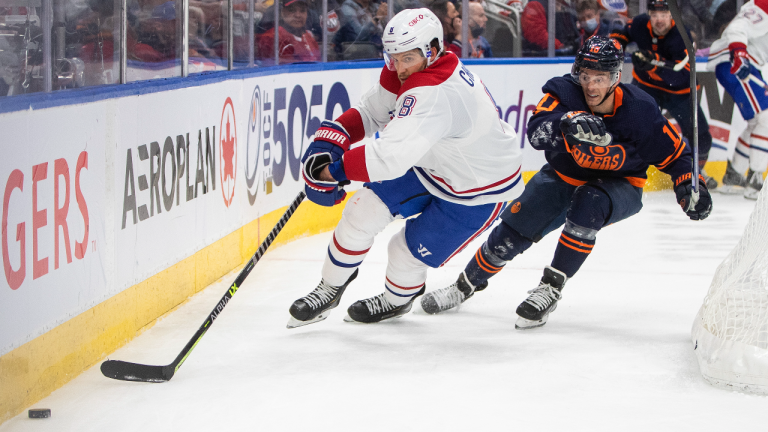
top-left (729, 42), bottom-right (751, 82)
top-left (673, 174), bottom-right (712, 221)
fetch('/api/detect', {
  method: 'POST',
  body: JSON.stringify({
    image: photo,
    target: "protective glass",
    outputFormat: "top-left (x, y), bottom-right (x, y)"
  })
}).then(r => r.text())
top-left (383, 49), bottom-right (426, 71)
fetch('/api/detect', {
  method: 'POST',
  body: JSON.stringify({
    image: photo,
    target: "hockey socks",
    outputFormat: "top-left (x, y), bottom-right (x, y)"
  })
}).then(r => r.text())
top-left (323, 231), bottom-right (372, 287)
top-left (550, 232), bottom-right (595, 278)
top-left (463, 221), bottom-right (532, 287)
top-left (550, 186), bottom-right (609, 278)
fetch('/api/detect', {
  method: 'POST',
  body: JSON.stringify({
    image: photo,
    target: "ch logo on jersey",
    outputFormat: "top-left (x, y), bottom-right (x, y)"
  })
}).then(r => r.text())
top-left (511, 202), bottom-right (522, 213)
top-left (417, 244), bottom-right (432, 257)
top-left (459, 65), bottom-right (475, 87)
top-left (569, 143), bottom-right (626, 171)
top-left (398, 96), bottom-right (417, 117)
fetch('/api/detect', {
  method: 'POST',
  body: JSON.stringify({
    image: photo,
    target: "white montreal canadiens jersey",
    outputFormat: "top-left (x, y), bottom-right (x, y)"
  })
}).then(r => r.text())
top-left (350, 53), bottom-right (523, 206)
top-left (708, 0), bottom-right (768, 69)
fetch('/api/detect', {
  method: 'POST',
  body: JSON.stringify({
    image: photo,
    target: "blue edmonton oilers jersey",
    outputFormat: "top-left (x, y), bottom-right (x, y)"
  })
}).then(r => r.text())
top-left (527, 75), bottom-right (692, 187)
top-left (610, 14), bottom-right (693, 94)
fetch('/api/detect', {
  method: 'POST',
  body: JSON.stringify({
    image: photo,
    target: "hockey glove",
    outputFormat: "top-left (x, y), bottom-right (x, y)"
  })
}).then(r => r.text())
top-left (673, 175), bottom-right (712, 221)
top-left (560, 111), bottom-right (612, 147)
top-left (302, 152), bottom-right (349, 207)
top-left (631, 50), bottom-right (657, 72)
top-left (301, 120), bottom-right (351, 164)
top-left (729, 43), bottom-right (751, 81)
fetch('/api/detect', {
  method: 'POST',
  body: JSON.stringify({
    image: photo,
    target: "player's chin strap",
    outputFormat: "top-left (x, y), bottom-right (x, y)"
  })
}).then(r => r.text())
top-left (596, 79), bottom-right (620, 108)
top-left (426, 48), bottom-right (444, 67)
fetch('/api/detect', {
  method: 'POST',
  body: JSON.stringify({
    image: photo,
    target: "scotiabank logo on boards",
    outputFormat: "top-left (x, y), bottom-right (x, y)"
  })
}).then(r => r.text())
top-left (2, 152), bottom-right (89, 290)
top-left (219, 97), bottom-right (237, 208)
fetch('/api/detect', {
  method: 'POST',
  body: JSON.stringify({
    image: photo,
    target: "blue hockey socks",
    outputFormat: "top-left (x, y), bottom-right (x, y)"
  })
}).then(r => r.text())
top-left (464, 221), bottom-right (533, 287)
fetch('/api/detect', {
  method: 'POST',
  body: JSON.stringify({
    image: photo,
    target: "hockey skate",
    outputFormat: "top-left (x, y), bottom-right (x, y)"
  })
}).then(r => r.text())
top-left (701, 169), bottom-right (718, 191)
top-left (287, 269), bottom-right (358, 329)
top-left (344, 286), bottom-right (426, 323)
top-left (421, 273), bottom-right (487, 314)
top-left (744, 170), bottom-right (764, 200)
top-left (515, 266), bottom-right (566, 330)
top-left (718, 160), bottom-right (747, 194)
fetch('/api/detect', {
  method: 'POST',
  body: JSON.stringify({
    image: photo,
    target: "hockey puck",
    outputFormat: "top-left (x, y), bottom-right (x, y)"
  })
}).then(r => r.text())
top-left (28, 408), bottom-right (51, 419)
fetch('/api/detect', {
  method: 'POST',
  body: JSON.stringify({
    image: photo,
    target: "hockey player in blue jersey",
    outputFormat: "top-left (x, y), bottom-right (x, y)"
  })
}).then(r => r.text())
top-left (420, 36), bottom-right (713, 329)
top-left (610, 0), bottom-right (714, 189)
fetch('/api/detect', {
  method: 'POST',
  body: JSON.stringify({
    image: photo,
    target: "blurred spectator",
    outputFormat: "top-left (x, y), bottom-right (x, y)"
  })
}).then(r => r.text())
top-left (395, 0), bottom-right (426, 14)
top-left (259, 0), bottom-right (321, 63)
top-left (429, 0), bottom-right (460, 47)
top-left (597, 0), bottom-right (628, 16)
top-left (575, 0), bottom-right (622, 48)
top-left (333, 0), bottom-right (386, 56)
top-left (307, 0), bottom-right (341, 43)
top-left (521, 0), bottom-right (579, 55)
top-left (450, 2), bottom-right (493, 57)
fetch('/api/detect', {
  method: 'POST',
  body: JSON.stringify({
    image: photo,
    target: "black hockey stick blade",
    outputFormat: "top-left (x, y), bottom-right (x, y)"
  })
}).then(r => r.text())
top-left (100, 360), bottom-right (174, 382)
top-left (100, 191), bottom-right (306, 383)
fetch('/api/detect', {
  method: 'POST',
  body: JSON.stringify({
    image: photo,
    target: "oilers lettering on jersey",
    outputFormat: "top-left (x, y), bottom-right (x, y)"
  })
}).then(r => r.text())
top-left (332, 52), bottom-right (524, 206)
top-left (567, 142), bottom-right (626, 171)
top-left (527, 75), bottom-right (691, 186)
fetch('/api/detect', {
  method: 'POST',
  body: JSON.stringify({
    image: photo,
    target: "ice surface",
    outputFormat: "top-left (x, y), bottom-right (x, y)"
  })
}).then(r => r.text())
top-left (3, 191), bottom-right (766, 432)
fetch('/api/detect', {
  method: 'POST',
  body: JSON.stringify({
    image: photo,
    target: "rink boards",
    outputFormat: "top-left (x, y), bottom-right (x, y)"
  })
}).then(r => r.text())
top-left (0, 58), bottom-right (756, 423)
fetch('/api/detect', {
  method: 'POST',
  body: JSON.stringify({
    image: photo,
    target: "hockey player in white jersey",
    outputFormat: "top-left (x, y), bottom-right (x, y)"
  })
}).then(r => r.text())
top-left (707, 0), bottom-right (768, 199)
top-left (286, 8), bottom-right (524, 327)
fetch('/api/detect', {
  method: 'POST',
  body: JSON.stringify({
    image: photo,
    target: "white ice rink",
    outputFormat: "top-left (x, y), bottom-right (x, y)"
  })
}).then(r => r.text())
top-left (3, 191), bottom-right (766, 432)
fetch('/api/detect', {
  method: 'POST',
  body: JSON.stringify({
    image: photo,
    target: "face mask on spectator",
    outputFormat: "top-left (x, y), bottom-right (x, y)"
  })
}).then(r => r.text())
top-left (583, 18), bottom-right (598, 32)
top-left (470, 25), bottom-right (485, 38)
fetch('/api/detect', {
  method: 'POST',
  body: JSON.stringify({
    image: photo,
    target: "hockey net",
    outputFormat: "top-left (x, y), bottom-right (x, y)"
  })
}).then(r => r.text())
top-left (692, 183), bottom-right (768, 394)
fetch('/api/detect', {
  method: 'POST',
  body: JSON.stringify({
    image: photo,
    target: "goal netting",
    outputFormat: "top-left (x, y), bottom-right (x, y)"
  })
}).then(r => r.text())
top-left (692, 183), bottom-right (768, 394)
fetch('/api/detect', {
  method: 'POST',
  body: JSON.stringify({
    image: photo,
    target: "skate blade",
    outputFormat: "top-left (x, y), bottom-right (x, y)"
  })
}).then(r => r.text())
top-left (515, 315), bottom-right (548, 330)
top-left (717, 185), bottom-right (743, 194)
top-left (744, 189), bottom-right (761, 200)
top-left (286, 312), bottom-right (331, 329)
top-left (343, 313), bottom-right (405, 323)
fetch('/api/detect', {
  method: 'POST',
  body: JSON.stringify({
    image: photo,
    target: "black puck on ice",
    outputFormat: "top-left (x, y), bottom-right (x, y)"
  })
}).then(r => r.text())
top-left (28, 408), bottom-right (51, 419)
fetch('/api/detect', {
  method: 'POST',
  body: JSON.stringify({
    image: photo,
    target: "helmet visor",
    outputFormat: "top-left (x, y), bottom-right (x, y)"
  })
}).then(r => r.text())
top-left (573, 69), bottom-right (620, 89)
top-left (383, 49), bottom-right (427, 72)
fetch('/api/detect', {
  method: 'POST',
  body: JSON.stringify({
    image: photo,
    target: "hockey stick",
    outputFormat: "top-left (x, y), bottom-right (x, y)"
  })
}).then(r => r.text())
top-left (748, 74), bottom-right (768, 96)
top-left (667, 0), bottom-right (700, 205)
top-left (635, 51), bottom-right (689, 71)
top-left (101, 191), bottom-right (307, 382)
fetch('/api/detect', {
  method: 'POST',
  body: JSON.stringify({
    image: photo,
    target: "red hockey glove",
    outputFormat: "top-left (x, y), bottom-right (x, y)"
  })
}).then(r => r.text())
top-left (729, 43), bottom-right (751, 81)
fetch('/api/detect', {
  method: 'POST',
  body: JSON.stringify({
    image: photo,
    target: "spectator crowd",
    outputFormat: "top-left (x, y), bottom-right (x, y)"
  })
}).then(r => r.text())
top-left (0, 0), bottom-right (747, 96)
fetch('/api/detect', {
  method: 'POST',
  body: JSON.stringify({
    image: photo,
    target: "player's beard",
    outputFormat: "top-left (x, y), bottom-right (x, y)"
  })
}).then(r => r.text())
top-left (398, 59), bottom-right (428, 83)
